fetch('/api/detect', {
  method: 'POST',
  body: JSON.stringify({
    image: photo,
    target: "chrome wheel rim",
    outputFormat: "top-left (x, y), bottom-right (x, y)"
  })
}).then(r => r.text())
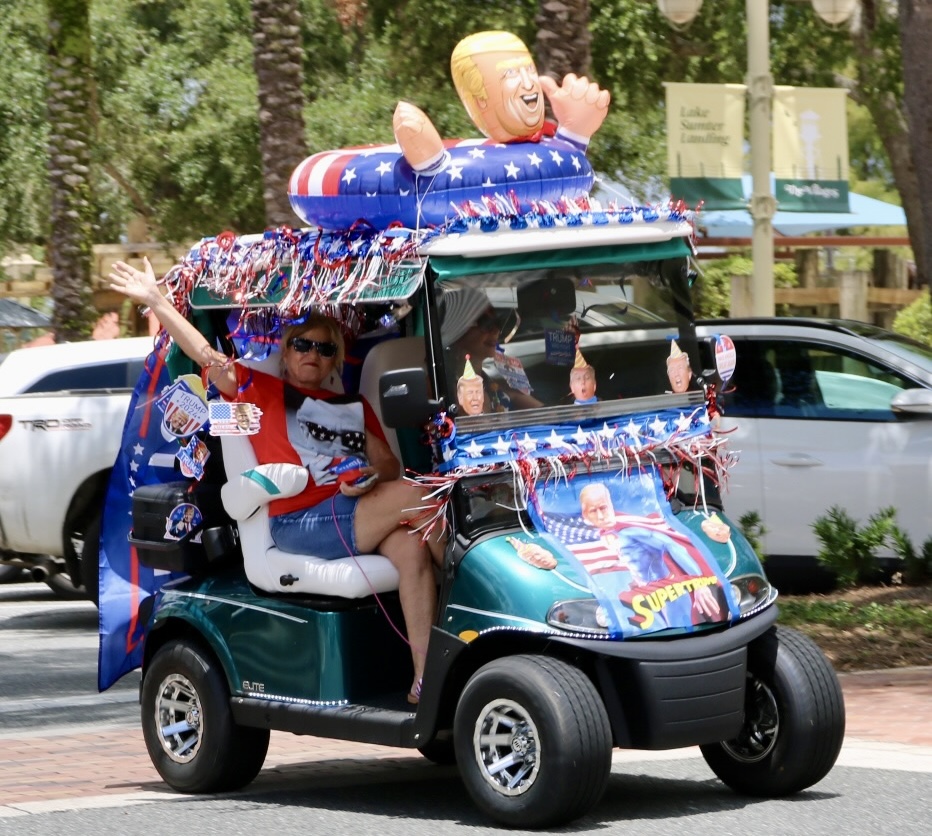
top-left (721, 676), bottom-right (779, 762)
top-left (472, 698), bottom-right (541, 796)
top-left (154, 673), bottom-right (203, 763)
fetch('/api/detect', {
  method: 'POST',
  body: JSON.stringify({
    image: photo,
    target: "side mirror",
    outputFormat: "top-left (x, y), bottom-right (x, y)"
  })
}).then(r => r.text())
top-left (379, 368), bottom-right (441, 428)
top-left (891, 388), bottom-right (932, 416)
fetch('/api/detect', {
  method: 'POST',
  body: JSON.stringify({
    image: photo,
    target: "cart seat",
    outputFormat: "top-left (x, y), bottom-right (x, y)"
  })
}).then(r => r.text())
top-left (220, 352), bottom-right (399, 598)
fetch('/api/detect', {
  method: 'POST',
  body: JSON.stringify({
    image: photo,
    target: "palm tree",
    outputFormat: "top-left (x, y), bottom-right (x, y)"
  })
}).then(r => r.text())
top-left (250, 0), bottom-right (309, 228)
top-left (534, 0), bottom-right (592, 80)
top-left (46, 0), bottom-right (96, 341)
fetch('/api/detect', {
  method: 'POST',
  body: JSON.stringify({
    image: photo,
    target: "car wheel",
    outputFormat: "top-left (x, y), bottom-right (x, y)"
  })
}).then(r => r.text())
top-left (141, 639), bottom-right (270, 793)
top-left (44, 568), bottom-right (86, 599)
top-left (454, 655), bottom-right (612, 828)
top-left (700, 625), bottom-right (845, 796)
top-left (0, 564), bottom-right (23, 583)
top-left (77, 513), bottom-right (101, 607)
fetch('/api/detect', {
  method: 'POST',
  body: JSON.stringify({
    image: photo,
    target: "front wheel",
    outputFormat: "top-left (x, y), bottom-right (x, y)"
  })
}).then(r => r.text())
top-left (701, 625), bottom-right (845, 797)
top-left (454, 655), bottom-right (612, 828)
top-left (141, 639), bottom-right (270, 793)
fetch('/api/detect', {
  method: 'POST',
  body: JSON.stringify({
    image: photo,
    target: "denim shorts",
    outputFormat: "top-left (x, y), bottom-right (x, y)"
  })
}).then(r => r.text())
top-left (269, 492), bottom-right (359, 559)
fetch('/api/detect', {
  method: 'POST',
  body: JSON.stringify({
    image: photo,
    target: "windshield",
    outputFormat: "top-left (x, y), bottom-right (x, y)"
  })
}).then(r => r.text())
top-left (870, 332), bottom-right (932, 372)
top-left (435, 263), bottom-right (686, 416)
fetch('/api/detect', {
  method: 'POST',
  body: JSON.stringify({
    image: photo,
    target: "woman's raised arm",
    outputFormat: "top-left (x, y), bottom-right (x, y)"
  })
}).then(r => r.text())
top-left (109, 257), bottom-right (239, 398)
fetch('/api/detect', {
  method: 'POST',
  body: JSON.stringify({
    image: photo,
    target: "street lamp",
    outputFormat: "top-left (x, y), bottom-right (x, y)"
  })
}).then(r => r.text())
top-left (657, 0), bottom-right (857, 316)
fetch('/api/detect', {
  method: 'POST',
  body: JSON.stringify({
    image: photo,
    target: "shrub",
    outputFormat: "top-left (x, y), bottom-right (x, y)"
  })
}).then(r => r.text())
top-left (888, 528), bottom-right (932, 585)
top-left (811, 506), bottom-right (899, 587)
top-left (737, 510), bottom-right (767, 562)
top-left (893, 293), bottom-right (932, 347)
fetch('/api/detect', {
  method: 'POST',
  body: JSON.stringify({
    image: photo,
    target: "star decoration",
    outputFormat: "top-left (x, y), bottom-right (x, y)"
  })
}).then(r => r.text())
top-left (376, 160), bottom-right (392, 175)
top-left (341, 167), bottom-right (357, 185)
top-left (447, 163), bottom-right (464, 181)
top-left (549, 149), bottom-right (564, 166)
top-left (623, 418), bottom-right (641, 438)
top-left (492, 436), bottom-right (512, 455)
top-left (482, 177), bottom-right (495, 188)
top-left (546, 429), bottom-right (568, 449)
top-left (399, 188), bottom-right (410, 196)
top-left (571, 155), bottom-right (581, 171)
top-left (133, 443), bottom-right (144, 456)
top-left (129, 460), bottom-right (139, 472)
top-left (468, 147), bottom-right (486, 159)
top-left (649, 415), bottom-right (668, 436)
top-left (504, 161), bottom-right (521, 179)
top-left (527, 152), bottom-right (542, 167)
top-left (464, 439), bottom-right (485, 457)
top-left (598, 423), bottom-right (616, 441)
top-left (675, 411), bottom-right (693, 432)
top-left (518, 433), bottom-right (538, 453)
top-left (573, 425), bottom-right (590, 446)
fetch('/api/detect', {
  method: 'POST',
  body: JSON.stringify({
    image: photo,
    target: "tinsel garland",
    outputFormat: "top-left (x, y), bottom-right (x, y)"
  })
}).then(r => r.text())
top-left (405, 403), bottom-right (735, 542)
top-left (155, 194), bottom-right (696, 346)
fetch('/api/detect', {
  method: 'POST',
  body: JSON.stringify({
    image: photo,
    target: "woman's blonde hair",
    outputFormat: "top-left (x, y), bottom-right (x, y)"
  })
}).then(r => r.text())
top-left (280, 314), bottom-right (345, 375)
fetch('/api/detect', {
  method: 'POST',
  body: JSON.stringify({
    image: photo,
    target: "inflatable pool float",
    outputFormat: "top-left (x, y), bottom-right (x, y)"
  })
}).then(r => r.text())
top-left (288, 135), bottom-right (594, 231)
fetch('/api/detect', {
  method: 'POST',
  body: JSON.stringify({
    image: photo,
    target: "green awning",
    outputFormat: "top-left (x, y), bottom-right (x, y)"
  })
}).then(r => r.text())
top-left (429, 238), bottom-right (691, 280)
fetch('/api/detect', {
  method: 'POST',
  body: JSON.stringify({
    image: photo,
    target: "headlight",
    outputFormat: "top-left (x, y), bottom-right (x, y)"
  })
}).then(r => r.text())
top-left (730, 574), bottom-right (777, 618)
top-left (547, 599), bottom-right (611, 634)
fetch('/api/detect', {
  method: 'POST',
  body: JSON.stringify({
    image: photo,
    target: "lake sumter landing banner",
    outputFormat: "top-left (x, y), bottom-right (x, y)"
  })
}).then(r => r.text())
top-left (773, 86), bottom-right (850, 212)
top-left (666, 83), bottom-right (747, 210)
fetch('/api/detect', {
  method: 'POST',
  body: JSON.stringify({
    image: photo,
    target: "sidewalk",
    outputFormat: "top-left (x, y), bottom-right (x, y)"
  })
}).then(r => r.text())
top-left (1, 666), bottom-right (929, 813)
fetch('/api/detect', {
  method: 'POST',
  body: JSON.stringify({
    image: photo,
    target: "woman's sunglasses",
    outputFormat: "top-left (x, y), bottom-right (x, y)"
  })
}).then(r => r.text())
top-left (288, 337), bottom-right (338, 357)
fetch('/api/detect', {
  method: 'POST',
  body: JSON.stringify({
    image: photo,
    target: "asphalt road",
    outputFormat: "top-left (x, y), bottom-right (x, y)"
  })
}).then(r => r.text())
top-left (1, 580), bottom-right (930, 836)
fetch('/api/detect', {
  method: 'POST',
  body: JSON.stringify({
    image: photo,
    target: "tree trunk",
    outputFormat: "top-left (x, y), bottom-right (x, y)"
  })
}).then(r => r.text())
top-left (250, 0), bottom-right (309, 228)
top-left (46, 0), bottom-right (96, 342)
top-left (534, 0), bottom-right (592, 80)
top-left (899, 0), bottom-right (932, 290)
top-left (849, 2), bottom-right (926, 289)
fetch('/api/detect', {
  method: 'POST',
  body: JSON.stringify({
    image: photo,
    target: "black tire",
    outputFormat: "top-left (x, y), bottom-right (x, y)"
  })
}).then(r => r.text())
top-left (454, 655), bottom-right (612, 828)
top-left (701, 625), bottom-right (845, 797)
top-left (78, 513), bottom-right (101, 607)
top-left (0, 564), bottom-right (23, 583)
top-left (44, 569), bottom-right (86, 599)
top-left (418, 733), bottom-right (457, 765)
top-left (141, 639), bottom-right (270, 794)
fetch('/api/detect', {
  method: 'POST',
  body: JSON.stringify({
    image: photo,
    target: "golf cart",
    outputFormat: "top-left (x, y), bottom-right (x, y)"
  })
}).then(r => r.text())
top-left (118, 216), bottom-right (844, 829)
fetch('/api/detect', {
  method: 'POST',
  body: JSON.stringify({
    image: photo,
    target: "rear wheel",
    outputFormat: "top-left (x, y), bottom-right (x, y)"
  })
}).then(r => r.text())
top-left (0, 564), bottom-right (23, 583)
top-left (141, 639), bottom-right (269, 793)
top-left (44, 570), bottom-right (85, 598)
top-left (454, 655), bottom-right (612, 828)
top-left (77, 513), bottom-right (101, 606)
top-left (701, 625), bottom-right (845, 796)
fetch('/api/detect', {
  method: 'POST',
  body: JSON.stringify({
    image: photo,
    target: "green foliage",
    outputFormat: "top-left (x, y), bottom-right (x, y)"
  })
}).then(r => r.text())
top-left (811, 506), bottom-right (899, 588)
top-left (893, 293), bottom-right (932, 347)
top-left (888, 527), bottom-right (932, 586)
top-left (737, 510), bottom-right (767, 563)
top-left (0, 3), bottom-right (49, 246)
top-left (692, 254), bottom-right (797, 319)
top-left (777, 597), bottom-right (932, 633)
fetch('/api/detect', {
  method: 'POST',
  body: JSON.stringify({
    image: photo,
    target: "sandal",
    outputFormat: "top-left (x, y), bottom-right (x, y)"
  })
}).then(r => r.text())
top-left (407, 678), bottom-right (422, 706)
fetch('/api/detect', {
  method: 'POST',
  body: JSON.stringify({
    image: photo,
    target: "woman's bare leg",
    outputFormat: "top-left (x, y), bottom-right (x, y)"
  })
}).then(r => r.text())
top-left (355, 481), bottom-right (447, 565)
top-left (376, 527), bottom-right (437, 695)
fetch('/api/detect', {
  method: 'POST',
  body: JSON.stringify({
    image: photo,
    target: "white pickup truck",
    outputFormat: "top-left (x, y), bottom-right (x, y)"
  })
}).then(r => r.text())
top-left (0, 337), bottom-right (151, 602)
